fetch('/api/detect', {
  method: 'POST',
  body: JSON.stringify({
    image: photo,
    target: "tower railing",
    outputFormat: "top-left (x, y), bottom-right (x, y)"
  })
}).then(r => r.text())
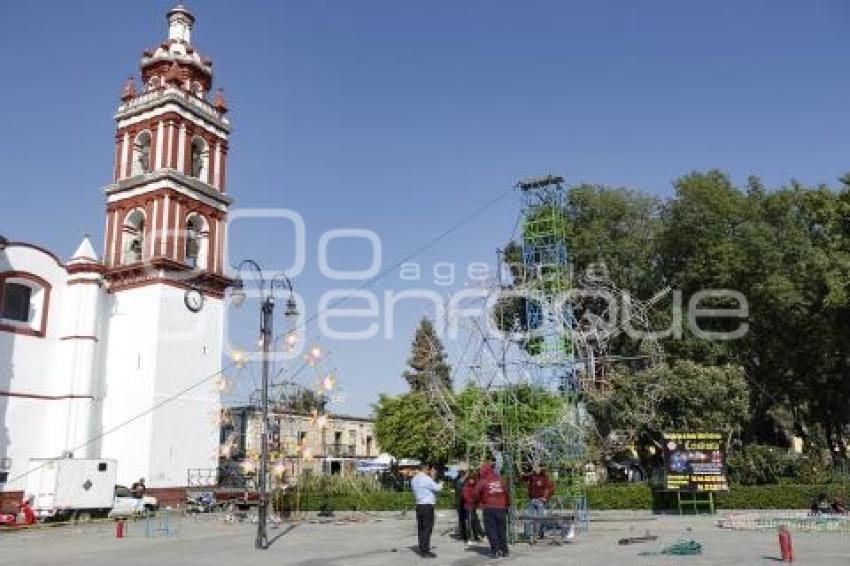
top-left (117, 86), bottom-right (229, 126)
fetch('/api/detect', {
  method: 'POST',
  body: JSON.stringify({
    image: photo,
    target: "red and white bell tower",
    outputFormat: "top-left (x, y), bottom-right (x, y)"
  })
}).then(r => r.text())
top-left (104, 4), bottom-right (230, 286)
top-left (98, 5), bottom-right (232, 489)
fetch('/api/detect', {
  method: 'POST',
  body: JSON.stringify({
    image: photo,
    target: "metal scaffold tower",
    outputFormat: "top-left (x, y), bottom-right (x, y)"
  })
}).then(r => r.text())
top-left (424, 174), bottom-right (669, 543)
top-left (513, 174), bottom-right (587, 536)
top-left (431, 175), bottom-right (590, 543)
top-left (517, 174), bottom-right (578, 394)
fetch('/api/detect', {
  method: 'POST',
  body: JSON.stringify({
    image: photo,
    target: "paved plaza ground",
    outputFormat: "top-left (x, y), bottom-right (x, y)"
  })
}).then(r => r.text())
top-left (1, 510), bottom-right (847, 565)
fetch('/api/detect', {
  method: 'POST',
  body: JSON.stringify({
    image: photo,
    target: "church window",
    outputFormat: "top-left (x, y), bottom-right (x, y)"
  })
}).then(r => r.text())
top-left (190, 136), bottom-right (209, 180)
top-left (131, 131), bottom-right (152, 176)
top-left (0, 273), bottom-right (50, 337)
top-left (1, 283), bottom-right (31, 322)
top-left (184, 213), bottom-right (209, 268)
top-left (122, 209), bottom-right (146, 264)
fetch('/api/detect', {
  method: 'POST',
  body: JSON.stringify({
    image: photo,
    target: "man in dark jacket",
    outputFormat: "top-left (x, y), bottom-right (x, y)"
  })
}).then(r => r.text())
top-left (522, 465), bottom-right (554, 541)
top-left (475, 462), bottom-right (510, 558)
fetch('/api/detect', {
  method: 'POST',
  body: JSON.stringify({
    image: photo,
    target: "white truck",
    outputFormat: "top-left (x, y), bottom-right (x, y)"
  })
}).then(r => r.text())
top-left (23, 458), bottom-right (158, 521)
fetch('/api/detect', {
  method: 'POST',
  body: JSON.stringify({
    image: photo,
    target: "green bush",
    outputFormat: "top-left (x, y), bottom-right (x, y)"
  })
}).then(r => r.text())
top-left (295, 487), bottom-right (455, 512)
top-left (585, 483), bottom-right (849, 510)
top-left (727, 444), bottom-right (785, 485)
top-left (716, 484), bottom-right (848, 509)
top-left (274, 477), bottom-right (850, 512)
top-left (786, 454), bottom-right (831, 485)
top-left (586, 484), bottom-right (653, 510)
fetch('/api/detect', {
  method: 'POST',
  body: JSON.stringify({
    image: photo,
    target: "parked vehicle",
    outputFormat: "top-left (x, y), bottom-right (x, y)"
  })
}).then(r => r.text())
top-left (23, 458), bottom-right (158, 521)
top-left (109, 484), bottom-right (159, 518)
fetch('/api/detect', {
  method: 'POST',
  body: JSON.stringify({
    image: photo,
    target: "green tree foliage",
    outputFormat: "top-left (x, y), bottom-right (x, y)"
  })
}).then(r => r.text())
top-left (658, 172), bottom-right (850, 452)
top-left (726, 444), bottom-right (786, 485)
top-left (374, 383), bottom-right (569, 464)
top-left (565, 184), bottom-right (663, 296)
top-left (496, 172), bottom-right (850, 458)
top-left (588, 361), bottom-right (750, 449)
top-left (278, 387), bottom-right (322, 413)
top-left (372, 392), bottom-right (454, 464)
top-left (453, 384), bottom-right (568, 454)
top-left (372, 320), bottom-right (454, 464)
top-left (403, 318), bottom-right (452, 392)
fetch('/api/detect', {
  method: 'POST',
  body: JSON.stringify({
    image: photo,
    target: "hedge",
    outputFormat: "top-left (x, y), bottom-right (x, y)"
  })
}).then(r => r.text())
top-left (716, 484), bottom-right (849, 510)
top-left (293, 488), bottom-right (454, 512)
top-left (287, 483), bottom-right (849, 512)
top-left (585, 483), bottom-right (850, 510)
top-left (586, 484), bottom-right (654, 510)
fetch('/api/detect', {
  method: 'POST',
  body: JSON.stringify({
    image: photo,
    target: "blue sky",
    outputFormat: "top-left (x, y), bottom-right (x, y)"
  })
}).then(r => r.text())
top-left (2, 1), bottom-right (849, 416)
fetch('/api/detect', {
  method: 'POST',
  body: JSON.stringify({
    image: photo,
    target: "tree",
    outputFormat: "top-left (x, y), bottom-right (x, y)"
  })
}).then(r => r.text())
top-left (586, 361), bottom-right (750, 470)
top-left (658, 173), bottom-right (850, 452)
top-left (278, 387), bottom-right (321, 413)
top-left (565, 184), bottom-right (663, 296)
top-left (453, 383), bottom-right (568, 456)
top-left (373, 392), bottom-right (454, 464)
top-left (403, 318), bottom-right (452, 392)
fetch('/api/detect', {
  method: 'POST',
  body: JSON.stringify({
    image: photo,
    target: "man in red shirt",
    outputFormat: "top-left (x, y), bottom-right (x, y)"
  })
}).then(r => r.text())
top-left (474, 461), bottom-right (510, 558)
top-left (522, 465), bottom-right (555, 541)
top-left (461, 469), bottom-right (483, 544)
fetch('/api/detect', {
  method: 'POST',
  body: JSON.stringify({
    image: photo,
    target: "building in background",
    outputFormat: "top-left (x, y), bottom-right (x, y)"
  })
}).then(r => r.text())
top-left (0, 6), bottom-right (232, 506)
top-left (220, 407), bottom-right (379, 482)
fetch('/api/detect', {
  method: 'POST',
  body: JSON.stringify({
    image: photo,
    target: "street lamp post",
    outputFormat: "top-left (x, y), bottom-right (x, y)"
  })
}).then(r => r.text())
top-left (317, 392), bottom-right (334, 518)
top-left (231, 259), bottom-right (298, 550)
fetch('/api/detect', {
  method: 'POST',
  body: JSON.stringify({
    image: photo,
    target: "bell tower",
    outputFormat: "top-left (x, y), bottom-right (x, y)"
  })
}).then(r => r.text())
top-left (98, 5), bottom-right (231, 489)
top-left (104, 4), bottom-right (231, 289)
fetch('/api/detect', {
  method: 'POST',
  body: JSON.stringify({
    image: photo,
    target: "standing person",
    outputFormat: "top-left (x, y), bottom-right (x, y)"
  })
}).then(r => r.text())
top-left (411, 464), bottom-right (442, 558)
top-left (453, 467), bottom-right (466, 540)
top-left (131, 478), bottom-right (146, 498)
top-left (522, 465), bottom-right (554, 542)
top-left (475, 461), bottom-right (510, 558)
top-left (462, 469), bottom-right (484, 544)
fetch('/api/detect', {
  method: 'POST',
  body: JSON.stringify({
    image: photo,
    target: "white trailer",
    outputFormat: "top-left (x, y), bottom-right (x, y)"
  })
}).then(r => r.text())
top-left (24, 458), bottom-right (117, 521)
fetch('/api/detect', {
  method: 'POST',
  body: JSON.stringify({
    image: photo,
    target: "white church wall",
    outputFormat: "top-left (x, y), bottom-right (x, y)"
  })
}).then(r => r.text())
top-left (0, 245), bottom-right (69, 492)
top-left (99, 285), bottom-right (161, 487)
top-left (146, 287), bottom-right (223, 487)
top-left (99, 284), bottom-right (223, 488)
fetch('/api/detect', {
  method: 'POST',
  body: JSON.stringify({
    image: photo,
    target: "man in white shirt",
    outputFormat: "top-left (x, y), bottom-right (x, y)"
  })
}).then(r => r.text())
top-left (411, 464), bottom-right (443, 558)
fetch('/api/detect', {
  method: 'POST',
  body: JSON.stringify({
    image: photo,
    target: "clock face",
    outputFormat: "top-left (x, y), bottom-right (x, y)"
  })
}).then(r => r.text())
top-left (184, 288), bottom-right (204, 313)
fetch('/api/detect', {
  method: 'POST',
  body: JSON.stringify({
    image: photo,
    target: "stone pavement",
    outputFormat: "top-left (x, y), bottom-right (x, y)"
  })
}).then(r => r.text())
top-left (1, 510), bottom-right (847, 565)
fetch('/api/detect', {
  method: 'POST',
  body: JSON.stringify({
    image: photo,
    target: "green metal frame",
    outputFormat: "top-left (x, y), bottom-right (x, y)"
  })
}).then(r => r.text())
top-left (676, 491), bottom-right (715, 515)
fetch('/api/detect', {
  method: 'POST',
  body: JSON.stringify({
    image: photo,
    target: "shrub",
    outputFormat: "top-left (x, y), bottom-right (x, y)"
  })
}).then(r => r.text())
top-left (716, 484), bottom-right (849, 509)
top-left (786, 454), bottom-right (831, 485)
top-left (294, 487), bottom-right (455, 512)
top-left (295, 473), bottom-right (384, 495)
top-left (585, 483), bottom-right (850, 511)
top-left (727, 444), bottom-right (785, 485)
top-left (586, 484), bottom-right (653, 510)
top-left (273, 476), bottom-right (850, 512)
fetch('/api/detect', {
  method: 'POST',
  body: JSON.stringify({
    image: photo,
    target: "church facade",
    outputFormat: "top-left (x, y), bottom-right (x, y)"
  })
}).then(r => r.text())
top-left (0, 6), bottom-right (231, 503)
